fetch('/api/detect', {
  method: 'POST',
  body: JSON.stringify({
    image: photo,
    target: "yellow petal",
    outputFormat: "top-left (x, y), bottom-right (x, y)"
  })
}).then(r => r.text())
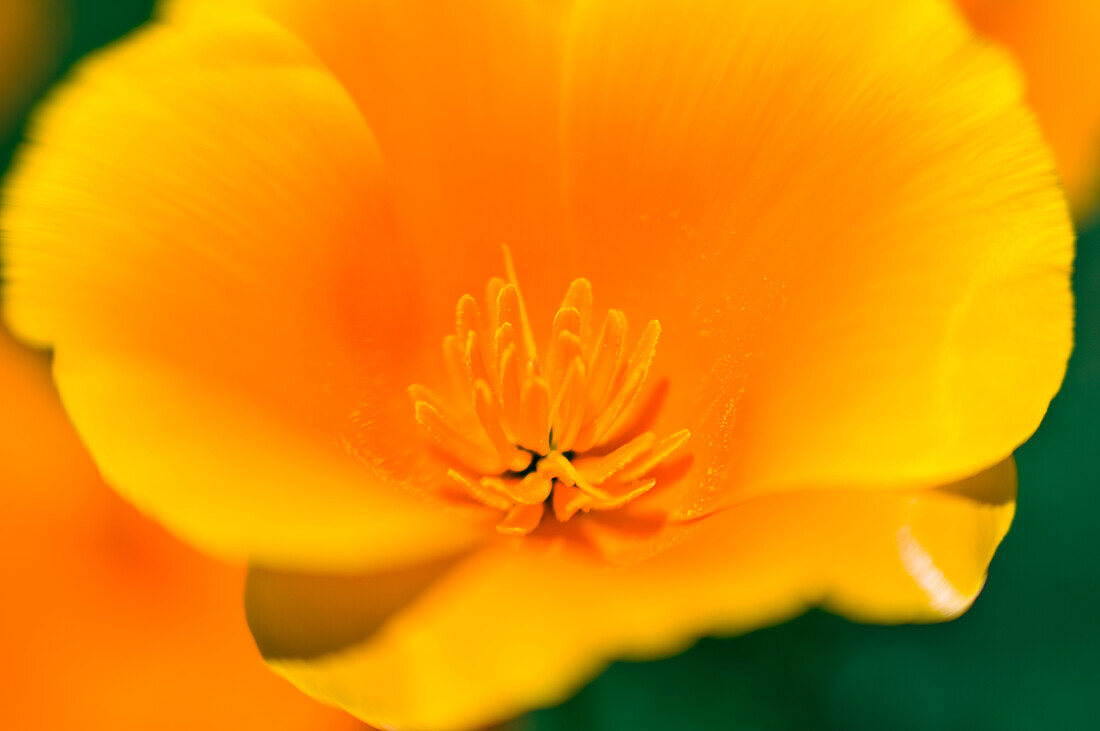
top-left (3, 10), bottom-right (487, 570)
top-left (247, 460), bottom-right (1015, 731)
top-left (559, 0), bottom-right (1071, 514)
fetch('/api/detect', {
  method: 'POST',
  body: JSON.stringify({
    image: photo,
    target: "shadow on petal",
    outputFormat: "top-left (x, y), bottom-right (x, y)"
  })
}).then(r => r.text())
top-left (247, 552), bottom-right (466, 661)
top-left (935, 454), bottom-right (1016, 505)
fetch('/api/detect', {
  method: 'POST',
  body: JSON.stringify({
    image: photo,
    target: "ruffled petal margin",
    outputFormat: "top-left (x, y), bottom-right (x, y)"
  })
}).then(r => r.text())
top-left (247, 460), bottom-right (1015, 731)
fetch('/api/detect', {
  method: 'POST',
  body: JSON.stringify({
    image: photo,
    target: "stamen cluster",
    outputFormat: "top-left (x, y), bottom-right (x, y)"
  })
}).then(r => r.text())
top-left (411, 250), bottom-right (689, 536)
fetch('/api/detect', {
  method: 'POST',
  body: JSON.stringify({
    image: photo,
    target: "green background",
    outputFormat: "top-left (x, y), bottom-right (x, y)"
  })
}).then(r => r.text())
top-left (5, 2), bottom-right (1096, 728)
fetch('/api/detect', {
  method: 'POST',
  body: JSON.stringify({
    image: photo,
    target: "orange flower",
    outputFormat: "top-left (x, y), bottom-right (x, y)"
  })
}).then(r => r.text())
top-left (1, 1), bottom-right (1073, 729)
top-left (0, 331), bottom-right (368, 730)
top-left (956, 0), bottom-right (1100, 219)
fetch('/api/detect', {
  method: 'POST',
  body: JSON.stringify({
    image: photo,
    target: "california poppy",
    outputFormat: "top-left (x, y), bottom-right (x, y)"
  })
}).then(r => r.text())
top-left (1, 1), bottom-right (1074, 729)
top-left (956, 0), bottom-right (1100, 219)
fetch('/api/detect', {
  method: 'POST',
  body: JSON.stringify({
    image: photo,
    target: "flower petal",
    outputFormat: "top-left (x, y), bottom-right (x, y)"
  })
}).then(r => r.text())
top-left (957, 0), bottom-right (1100, 218)
top-left (2, 10), bottom-right (487, 570)
top-left (247, 459), bottom-right (1015, 731)
top-left (175, 0), bottom-right (573, 317)
top-left (557, 0), bottom-right (1071, 514)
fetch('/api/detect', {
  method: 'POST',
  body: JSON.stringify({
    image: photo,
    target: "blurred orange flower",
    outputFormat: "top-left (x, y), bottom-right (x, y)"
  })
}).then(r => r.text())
top-left (0, 331), bottom-right (367, 729)
top-left (1, 1), bottom-right (1073, 729)
top-left (0, 0), bottom-right (64, 137)
top-left (1, 2), bottom-right (360, 729)
top-left (957, 0), bottom-right (1100, 219)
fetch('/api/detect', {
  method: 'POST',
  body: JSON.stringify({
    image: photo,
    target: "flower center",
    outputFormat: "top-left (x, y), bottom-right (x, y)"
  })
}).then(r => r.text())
top-left (410, 248), bottom-right (689, 536)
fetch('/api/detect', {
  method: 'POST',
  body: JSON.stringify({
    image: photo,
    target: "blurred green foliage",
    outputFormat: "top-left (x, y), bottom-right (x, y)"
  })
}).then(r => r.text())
top-left (4, 1), bottom-right (1096, 729)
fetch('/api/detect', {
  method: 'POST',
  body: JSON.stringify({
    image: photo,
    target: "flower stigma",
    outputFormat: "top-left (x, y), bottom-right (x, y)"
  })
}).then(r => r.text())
top-left (410, 248), bottom-right (690, 536)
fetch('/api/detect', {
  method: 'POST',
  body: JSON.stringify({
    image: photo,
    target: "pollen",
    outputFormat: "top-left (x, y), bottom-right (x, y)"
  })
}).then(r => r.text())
top-left (410, 248), bottom-right (690, 536)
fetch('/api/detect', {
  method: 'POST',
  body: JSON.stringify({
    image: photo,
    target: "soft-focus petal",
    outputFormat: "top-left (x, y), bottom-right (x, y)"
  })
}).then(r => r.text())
top-left (2, 10), bottom-right (486, 570)
top-left (557, 0), bottom-right (1071, 515)
top-left (957, 0), bottom-right (1100, 218)
top-left (247, 460), bottom-right (1015, 731)
top-left (0, 331), bottom-right (364, 730)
